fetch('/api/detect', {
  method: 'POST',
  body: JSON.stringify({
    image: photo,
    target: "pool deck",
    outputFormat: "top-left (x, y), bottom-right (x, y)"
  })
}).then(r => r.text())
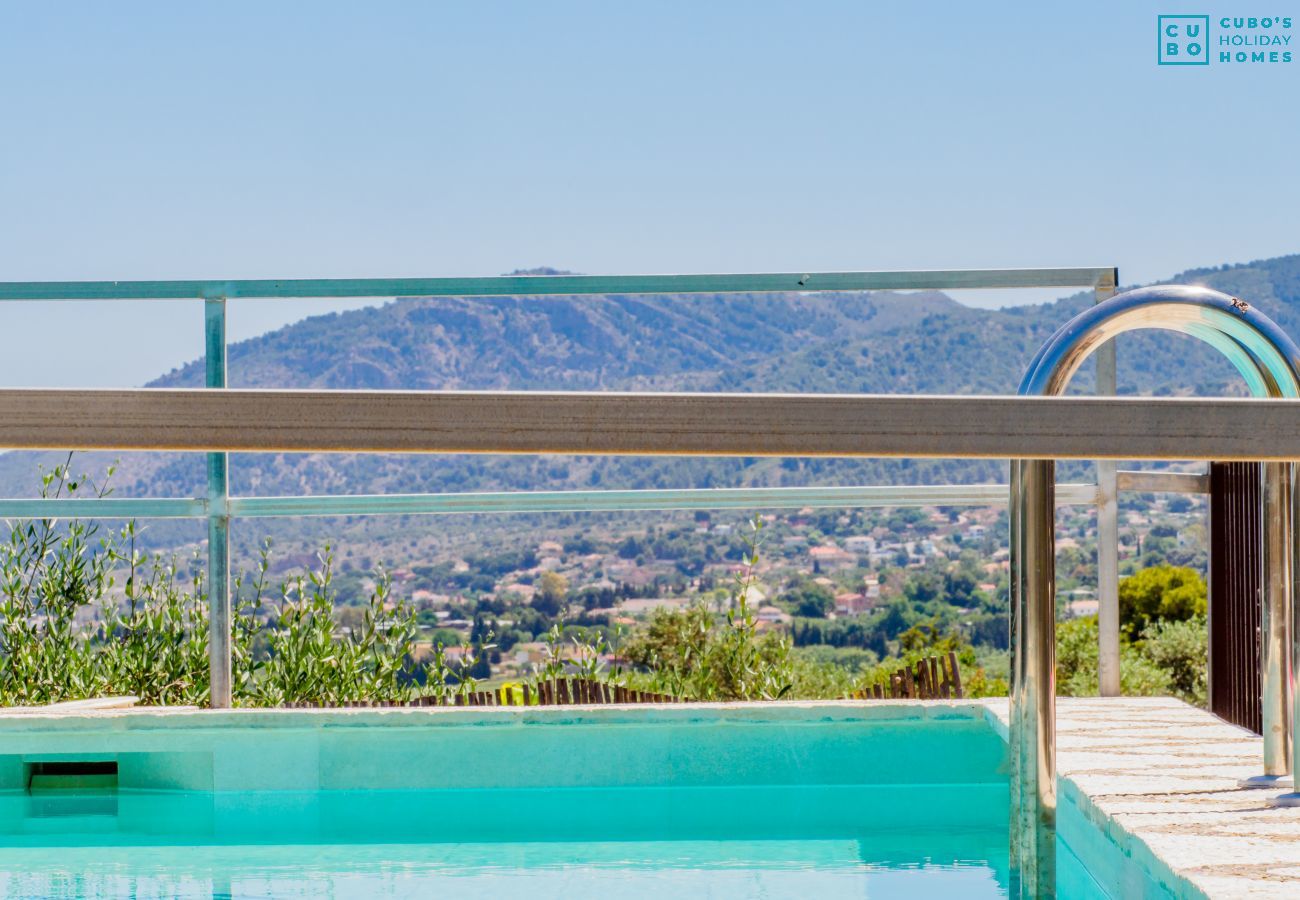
top-left (986, 697), bottom-right (1300, 899)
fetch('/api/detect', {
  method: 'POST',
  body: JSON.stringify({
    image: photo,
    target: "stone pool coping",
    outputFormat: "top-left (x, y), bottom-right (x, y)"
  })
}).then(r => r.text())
top-left (2, 696), bottom-right (1294, 897)
top-left (984, 697), bottom-right (1300, 899)
top-left (0, 697), bottom-right (987, 729)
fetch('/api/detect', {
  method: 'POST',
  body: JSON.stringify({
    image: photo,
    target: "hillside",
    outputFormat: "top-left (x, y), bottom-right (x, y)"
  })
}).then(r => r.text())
top-left (0, 254), bottom-right (1296, 535)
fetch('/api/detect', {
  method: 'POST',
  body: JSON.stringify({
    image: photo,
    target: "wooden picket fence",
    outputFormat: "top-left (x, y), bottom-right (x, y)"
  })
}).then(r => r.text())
top-left (280, 654), bottom-right (963, 708)
top-left (851, 651), bottom-right (964, 700)
top-left (528, 678), bottom-right (679, 706)
top-left (280, 677), bottom-right (680, 709)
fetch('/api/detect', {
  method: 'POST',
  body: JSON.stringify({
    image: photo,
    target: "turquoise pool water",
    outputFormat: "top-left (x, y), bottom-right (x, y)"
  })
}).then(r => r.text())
top-left (0, 785), bottom-right (1113, 899)
top-left (0, 786), bottom-right (1127, 898)
top-left (0, 705), bottom-right (1177, 898)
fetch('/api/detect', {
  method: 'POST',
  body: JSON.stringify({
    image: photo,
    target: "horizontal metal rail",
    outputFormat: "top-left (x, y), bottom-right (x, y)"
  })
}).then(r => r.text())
top-left (1115, 470), bottom-right (1211, 493)
top-left (0, 267), bottom-right (1117, 302)
top-left (1, 389), bottom-right (1299, 460)
top-left (0, 483), bottom-right (1099, 521)
top-left (0, 497), bottom-right (204, 519)
top-left (13, 479), bottom-right (1022, 521)
top-left (231, 483), bottom-right (1101, 516)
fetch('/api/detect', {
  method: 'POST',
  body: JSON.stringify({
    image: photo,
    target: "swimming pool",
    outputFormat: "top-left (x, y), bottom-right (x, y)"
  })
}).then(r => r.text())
top-left (0, 702), bottom-right (1185, 898)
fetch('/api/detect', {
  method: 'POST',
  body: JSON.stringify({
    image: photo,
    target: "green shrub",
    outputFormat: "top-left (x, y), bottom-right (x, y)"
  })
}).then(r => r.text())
top-left (1138, 615), bottom-right (1207, 706)
top-left (1056, 615), bottom-right (1181, 700)
top-left (623, 517), bottom-right (794, 701)
top-left (0, 463), bottom-right (432, 707)
top-left (0, 460), bottom-right (126, 705)
top-left (248, 546), bottom-right (420, 706)
top-left (97, 527), bottom-right (210, 706)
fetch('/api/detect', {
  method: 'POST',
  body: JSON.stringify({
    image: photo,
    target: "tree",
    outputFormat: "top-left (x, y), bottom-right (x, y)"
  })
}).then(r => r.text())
top-left (787, 582), bottom-right (834, 618)
top-left (470, 614), bottom-right (496, 644)
top-left (467, 650), bottom-right (492, 680)
top-left (534, 571), bottom-right (569, 616)
top-left (1118, 565), bottom-right (1207, 640)
top-left (943, 569), bottom-right (979, 606)
top-left (903, 571), bottom-right (943, 605)
top-left (873, 598), bottom-right (916, 642)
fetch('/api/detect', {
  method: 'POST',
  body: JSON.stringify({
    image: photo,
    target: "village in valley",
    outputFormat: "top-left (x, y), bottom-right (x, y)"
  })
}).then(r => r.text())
top-left (327, 487), bottom-right (1207, 685)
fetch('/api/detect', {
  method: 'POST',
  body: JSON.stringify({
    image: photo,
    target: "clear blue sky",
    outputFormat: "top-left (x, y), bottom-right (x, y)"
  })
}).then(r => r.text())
top-left (1, 1), bottom-right (1296, 386)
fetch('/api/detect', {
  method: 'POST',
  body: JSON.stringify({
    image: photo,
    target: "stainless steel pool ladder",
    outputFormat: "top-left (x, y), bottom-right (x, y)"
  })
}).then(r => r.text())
top-left (1010, 284), bottom-right (1300, 897)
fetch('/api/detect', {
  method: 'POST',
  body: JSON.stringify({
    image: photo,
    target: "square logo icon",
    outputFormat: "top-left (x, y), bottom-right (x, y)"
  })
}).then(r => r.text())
top-left (1159, 15), bottom-right (1211, 65)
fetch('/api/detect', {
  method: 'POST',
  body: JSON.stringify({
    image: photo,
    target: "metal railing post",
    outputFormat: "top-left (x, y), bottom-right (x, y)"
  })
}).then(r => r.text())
top-left (1261, 462), bottom-right (1294, 774)
top-left (1293, 468), bottom-right (1300, 794)
top-left (1260, 461), bottom-right (1299, 801)
top-left (1094, 273), bottom-right (1121, 697)
top-left (205, 298), bottom-right (232, 708)
top-left (1010, 458), bottom-right (1057, 898)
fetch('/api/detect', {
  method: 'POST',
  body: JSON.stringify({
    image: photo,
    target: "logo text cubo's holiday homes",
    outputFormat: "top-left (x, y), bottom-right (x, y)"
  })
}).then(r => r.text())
top-left (1159, 15), bottom-right (1293, 65)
